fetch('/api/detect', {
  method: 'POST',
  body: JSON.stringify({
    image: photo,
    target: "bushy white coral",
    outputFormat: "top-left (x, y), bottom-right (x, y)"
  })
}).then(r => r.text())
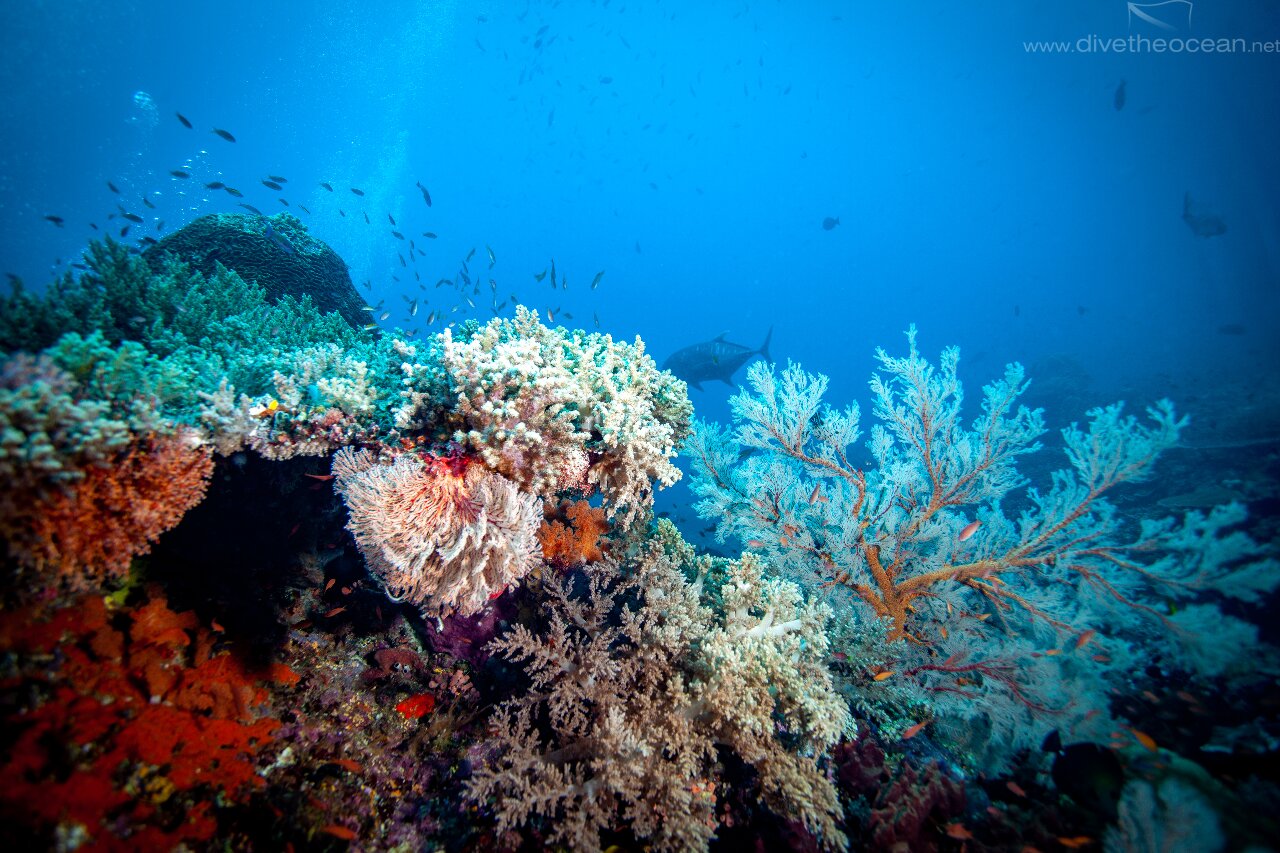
top-left (427, 307), bottom-right (692, 528)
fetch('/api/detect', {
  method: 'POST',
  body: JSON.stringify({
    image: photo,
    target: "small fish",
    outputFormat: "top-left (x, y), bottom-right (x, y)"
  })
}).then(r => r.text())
top-left (119, 225), bottom-right (130, 237)
top-left (324, 606), bottom-right (347, 618)
top-left (107, 180), bottom-right (120, 193)
top-left (141, 197), bottom-right (156, 209)
top-left (486, 245), bottom-right (496, 267)
top-left (417, 181), bottom-right (432, 206)
top-left (422, 231), bottom-right (437, 239)
top-left (363, 323), bottom-right (379, 331)
top-left (299, 205), bottom-right (310, 214)
top-left (329, 758), bottom-right (362, 773)
top-left (591, 270), bottom-right (604, 289)
top-left (1056, 838), bottom-right (1094, 850)
top-left (43, 215), bottom-right (65, 226)
top-left (872, 671), bottom-right (894, 682)
top-left (392, 230), bottom-right (404, 240)
top-left (175, 111), bottom-right (193, 128)
top-left (339, 209), bottom-right (346, 217)
top-left (958, 519), bottom-right (981, 541)
top-left (901, 719), bottom-right (929, 739)
top-left (363, 211), bottom-right (370, 224)
top-left (808, 484), bottom-right (823, 504)
top-left (1006, 780), bottom-right (1027, 797)
top-left (1073, 629), bottom-right (1096, 650)
top-left (239, 203), bottom-right (262, 215)
top-left (224, 186), bottom-right (244, 198)
top-left (320, 826), bottom-right (357, 841)
top-left (944, 823), bottom-right (973, 841)
top-left (122, 212), bottom-right (144, 223)
top-left (396, 693), bottom-right (436, 719)
top-left (212, 127), bottom-right (236, 142)
top-left (262, 180), bottom-right (283, 190)
top-left (278, 198), bottom-right (289, 206)
top-left (822, 216), bottom-right (840, 230)
top-left (268, 174), bottom-right (287, 183)
top-left (320, 181), bottom-right (333, 191)
top-left (380, 311), bottom-right (391, 321)
top-left (211, 619), bottom-right (225, 633)
top-left (465, 247), bottom-right (476, 263)
top-left (534, 269), bottom-right (547, 282)
top-left (324, 578), bottom-right (336, 591)
top-left (1128, 727), bottom-right (1158, 752)
top-left (170, 170), bottom-right (190, 179)
top-left (388, 212), bottom-right (396, 225)
top-left (1114, 79), bottom-right (1127, 111)
top-left (351, 187), bottom-right (365, 196)
top-left (205, 181), bottom-right (225, 190)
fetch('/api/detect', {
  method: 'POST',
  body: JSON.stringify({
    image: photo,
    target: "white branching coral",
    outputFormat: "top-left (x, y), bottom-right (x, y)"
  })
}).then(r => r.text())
top-left (688, 326), bottom-right (1279, 771)
top-left (465, 521), bottom-right (849, 852)
top-left (426, 307), bottom-right (692, 528)
top-left (331, 447), bottom-right (541, 617)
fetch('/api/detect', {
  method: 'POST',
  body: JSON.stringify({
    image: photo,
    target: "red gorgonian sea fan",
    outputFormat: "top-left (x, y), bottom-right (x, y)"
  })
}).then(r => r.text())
top-left (332, 448), bottom-right (541, 617)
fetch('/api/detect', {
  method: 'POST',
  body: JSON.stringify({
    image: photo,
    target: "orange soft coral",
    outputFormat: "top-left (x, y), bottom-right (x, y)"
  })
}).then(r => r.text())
top-left (16, 430), bottom-right (214, 589)
top-left (538, 499), bottom-right (610, 566)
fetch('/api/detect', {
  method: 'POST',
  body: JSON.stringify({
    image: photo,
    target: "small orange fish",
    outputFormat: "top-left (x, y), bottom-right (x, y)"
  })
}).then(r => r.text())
top-left (324, 578), bottom-right (336, 591)
top-left (325, 606), bottom-right (346, 618)
top-left (939, 627), bottom-right (948, 640)
top-left (976, 612), bottom-right (992, 621)
top-left (958, 519), bottom-right (981, 541)
top-left (1176, 690), bottom-right (1197, 703)
top-left (488, 589), bottom-right (505, 600)
top-left (321, 825), bottom-right (357, 840)
top-left (1006, 780), bottom-right (1027, 797)
top-left (211, 619), bottom-right (225, 633)
top-left (304, 473), bottom-right (336, 481)
top-left (1092, 653), bottom-right (1111, 663)
top-left (1128, 727), bottom-right (1158, 752)
top-left (1073, 629), bottom-right (1096, 650)
top-left (1045, 648), bottom-right (1061, 656)
top-left (944, 822), bottom-right (973, 840)
top-left (1142, 690), bottom-right (1160, 703)
top-left (1057, 837), bottom-right (1093, 849)
top-left (832, 651), bottom-right (848, 661)
top-left (901, 719), bottom-right (929, 739)
top-left (342, 586), bottom-right (352, 595)
top-left (747, 540), bottom-right (766, 548)
top-left (873, 671), bottom-right (894, 681)
top-left (809, 484), bottom-right (823, 504)
top-left (330, 758), bottom-right (362, 773)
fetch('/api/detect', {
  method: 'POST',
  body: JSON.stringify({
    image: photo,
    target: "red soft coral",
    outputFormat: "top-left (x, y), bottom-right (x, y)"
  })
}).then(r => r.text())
top-left (538, 499), bottom-right (610, 566)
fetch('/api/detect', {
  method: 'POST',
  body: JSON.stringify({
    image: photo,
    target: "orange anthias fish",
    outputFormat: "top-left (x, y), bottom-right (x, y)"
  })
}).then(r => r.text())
top-left (1057, 837), bottom-right (1094, 849)
top-left (901, 719), bottom-right (930, 740)
top-left (1006, 780), bottom-right (1028, 797)
top-left (1128, 727), bottom-right (1159, 752)
top-left (958, 519), bottom-right (982, 541)
top-left (872, 671), bottom-right (894, 681)
top-left (944, 822), bottom-right (973, 840)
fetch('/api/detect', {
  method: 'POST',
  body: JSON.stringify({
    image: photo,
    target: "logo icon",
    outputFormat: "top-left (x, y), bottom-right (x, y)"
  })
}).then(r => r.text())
top-left (1127, 1), bottom-right (1193, 32)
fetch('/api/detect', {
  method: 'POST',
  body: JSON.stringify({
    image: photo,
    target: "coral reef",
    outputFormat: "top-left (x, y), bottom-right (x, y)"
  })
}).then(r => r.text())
top-left (465, 521), bottom-right (849, 851)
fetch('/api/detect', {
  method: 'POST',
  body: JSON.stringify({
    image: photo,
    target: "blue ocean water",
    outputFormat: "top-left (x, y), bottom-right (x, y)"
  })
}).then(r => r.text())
top-left (1, 1), bottom-right (1278, 848)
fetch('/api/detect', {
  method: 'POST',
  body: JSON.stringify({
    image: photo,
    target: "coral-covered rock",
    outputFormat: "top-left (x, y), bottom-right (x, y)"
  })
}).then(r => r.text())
top-left (142, 212), bottom-right (366, 328)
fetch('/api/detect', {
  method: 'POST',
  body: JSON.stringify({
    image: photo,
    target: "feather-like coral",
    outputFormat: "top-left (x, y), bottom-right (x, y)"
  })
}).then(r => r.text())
top-left (332, 447), bottom-right (541, 616)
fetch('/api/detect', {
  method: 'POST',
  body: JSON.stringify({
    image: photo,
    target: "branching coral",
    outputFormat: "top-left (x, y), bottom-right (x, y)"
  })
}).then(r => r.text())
top-left (332, 447), bottom-right (542, 617)
top-left (688, 326), bottom-right (1279, 766)
top-left (411, 306), bottom-right (691, 528)
top-left (465, 521), bottom-right (849, 851)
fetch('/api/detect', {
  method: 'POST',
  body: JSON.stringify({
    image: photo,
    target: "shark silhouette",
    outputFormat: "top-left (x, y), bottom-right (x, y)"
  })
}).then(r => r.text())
top-left (662, 328), bottom-right (772, 390)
